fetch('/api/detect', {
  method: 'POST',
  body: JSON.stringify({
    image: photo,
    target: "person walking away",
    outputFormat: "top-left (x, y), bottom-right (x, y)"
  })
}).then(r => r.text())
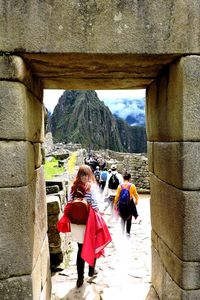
top-left (94, 166), bottom-right (101, 186)
top-left (114, 171), bottom-right (139, 237)
top-left (57, 165), bottom-right (112, 288)
top-left (103, 164), bottom-right (123, 213)
top-left (100, 167), bottom-right (108, 191)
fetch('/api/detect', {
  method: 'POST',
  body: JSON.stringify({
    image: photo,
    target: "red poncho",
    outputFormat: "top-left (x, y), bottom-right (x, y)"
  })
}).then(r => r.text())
top-left (57, 205), bottom-right (112, 266)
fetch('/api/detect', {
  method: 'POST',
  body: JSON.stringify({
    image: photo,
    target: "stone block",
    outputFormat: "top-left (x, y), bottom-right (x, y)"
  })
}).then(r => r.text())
top-left (0, 140), bottom-right (35, 187)
top-left (146, 56), bottom-right (200, 141)
top-left (152, 230), bottom-right (200, 290)
top-left (0, 185), bottom-right (34, 279)
top-left (150, 173), bottom-right (200, 261)
top-left (47, 195), bottom-right (61, 215)
top-left (48, 232), bottom-right (61, 250)
top-left (48, 214), bottom-right (60, 237)
top-left (0, 55), bottom-right (43, 100)
top-left (40, 235), bottom-right (51, 288)
top-left (34, 143), bottom-right (43, 169)
top-left (0, 276), bottom-right (33, 299)
top-left (145, 286), bottom-right (159, 300)
top-left (46, 185), bottom-right (60, 195)
top-left (1, 1), bottom-right (200, 55)
top-left (32, 167), bottom-right (48, 264)
top-left (0, 81), bottom-right (44, 142)
top-left (40, 275), bottom-right (52, 300)
top-left (46, 190), bottom-right (67, 207)
top-left (152, 246), bottom-right (200, 300)
top-left (147, 141), bottom-right (153, 172)
top-left (32, 253), bottom-right (42, 300)
top-left (0, 141), bottom-right (35, 187)
top-left (153, 142), bottom-right (200, 190)
top-left (0, 167), bottom-right (47, 279)
top-left (46, 180), bottom-right (66, 192)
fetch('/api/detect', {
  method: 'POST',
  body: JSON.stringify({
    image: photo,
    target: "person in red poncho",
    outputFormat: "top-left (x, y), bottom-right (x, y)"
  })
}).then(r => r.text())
top-left (57, 164), bottom-right (112, 288)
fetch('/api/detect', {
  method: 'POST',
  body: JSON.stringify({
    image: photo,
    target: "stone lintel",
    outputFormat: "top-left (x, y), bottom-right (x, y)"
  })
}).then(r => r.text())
top-left (1, 1), bottom-right (200, 54)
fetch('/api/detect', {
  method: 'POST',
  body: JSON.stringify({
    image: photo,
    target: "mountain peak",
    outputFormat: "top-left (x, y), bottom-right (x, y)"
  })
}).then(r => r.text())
top-left (49, 90), bottom-right (147, 153)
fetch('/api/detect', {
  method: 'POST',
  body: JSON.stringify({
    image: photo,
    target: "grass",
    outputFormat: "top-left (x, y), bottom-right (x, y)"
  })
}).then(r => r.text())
top-left (44, 157), bottom-right (65, 180)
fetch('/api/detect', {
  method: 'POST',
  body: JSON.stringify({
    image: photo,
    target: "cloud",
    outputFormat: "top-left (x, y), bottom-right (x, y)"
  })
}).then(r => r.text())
top-left (43, 89), bottom-right (65, 112)
top-left (43, 89), bottom-right (146, 115)
top-left (97, 90), bottom-right (146, 121)
top-left (96, 89), bottom-right (145, 101)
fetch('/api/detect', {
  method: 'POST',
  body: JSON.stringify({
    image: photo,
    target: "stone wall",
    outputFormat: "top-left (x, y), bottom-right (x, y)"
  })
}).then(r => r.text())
top-left (46, 180), bottom-right (70, 270)
top-left (0, 56), bottom-right (51, 300)
top-left (146, 56), bottom-right (200, 299)
top-left (93, 149), bottom-right (150, 193)
top-left (1, 2), bottom-right (200, 299)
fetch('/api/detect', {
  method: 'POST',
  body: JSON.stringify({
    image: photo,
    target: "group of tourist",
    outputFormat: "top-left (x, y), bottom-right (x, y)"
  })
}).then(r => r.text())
top-left (57, 161), bottom-right (139, 289)
top-left (84, 154), bottom-right (106, 172)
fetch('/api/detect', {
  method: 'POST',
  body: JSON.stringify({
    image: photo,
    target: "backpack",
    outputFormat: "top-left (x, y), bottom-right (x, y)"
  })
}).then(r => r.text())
top-left (101, 171), bottom-right (107, 182)
top-left (66, 188), bottom-right (89, 224)
top-left (94, 171), bottom-right (100, 182)
top-left (69, 198), bottom-right (89, 225)
top-left (108, 173), bottom-right (120, 189)
top-left (117, 183), bottom-right (131, 218)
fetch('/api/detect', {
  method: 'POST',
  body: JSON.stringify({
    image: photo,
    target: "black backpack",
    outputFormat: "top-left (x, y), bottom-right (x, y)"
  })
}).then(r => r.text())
top-left (108, 173), bottom-right (120, 189)
top-left (94, 171), bottom-right (100, 182)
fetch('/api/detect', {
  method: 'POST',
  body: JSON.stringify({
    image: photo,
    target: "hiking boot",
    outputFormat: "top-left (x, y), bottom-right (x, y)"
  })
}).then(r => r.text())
top-left (76, 278), bottom-right (84, 288)
top-left (88, 269), bottom-right (98, 277)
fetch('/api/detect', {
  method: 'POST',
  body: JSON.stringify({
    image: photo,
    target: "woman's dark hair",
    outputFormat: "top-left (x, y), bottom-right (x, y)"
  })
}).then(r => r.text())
top-left (123, 171), bottom-right (131, 180)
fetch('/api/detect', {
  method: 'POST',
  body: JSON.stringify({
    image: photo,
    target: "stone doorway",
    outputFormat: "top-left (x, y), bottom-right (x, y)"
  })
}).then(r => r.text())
top-left (1, 52), bottom-right (200, 299)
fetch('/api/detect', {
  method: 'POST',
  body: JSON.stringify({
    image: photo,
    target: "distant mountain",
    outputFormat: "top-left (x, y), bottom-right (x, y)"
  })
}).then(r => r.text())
top-left (48, 90), bottom-right (147, 153)
top-left (103, 98), bottom-right (145, 126)
top-left (115, 116), bottom-right (147, 153)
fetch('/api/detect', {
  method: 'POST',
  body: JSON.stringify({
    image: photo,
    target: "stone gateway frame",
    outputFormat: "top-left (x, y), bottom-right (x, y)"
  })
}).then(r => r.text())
top-left (1, 1), bottom-right (200, 299)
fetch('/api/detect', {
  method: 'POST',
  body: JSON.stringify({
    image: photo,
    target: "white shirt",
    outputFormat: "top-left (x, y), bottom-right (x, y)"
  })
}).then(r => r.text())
top-left (103, 171), bottom-right (123, 197)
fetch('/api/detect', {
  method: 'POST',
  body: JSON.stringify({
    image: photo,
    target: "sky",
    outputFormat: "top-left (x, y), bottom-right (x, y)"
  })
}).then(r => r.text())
top-left (43, 89), bottom-right (146, 113)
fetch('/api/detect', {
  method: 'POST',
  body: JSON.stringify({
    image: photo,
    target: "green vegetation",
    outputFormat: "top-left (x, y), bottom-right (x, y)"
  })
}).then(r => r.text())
top-left (44, 157), bottom-right (65, 180)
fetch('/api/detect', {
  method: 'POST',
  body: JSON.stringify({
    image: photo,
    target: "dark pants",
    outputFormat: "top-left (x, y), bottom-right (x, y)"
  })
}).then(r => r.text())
top-left (100, 181), bottom-right (106, 191)
top-left (77, 243), bottom-right (95, 279)
top-left (121, 215), bottom-right (132, 234)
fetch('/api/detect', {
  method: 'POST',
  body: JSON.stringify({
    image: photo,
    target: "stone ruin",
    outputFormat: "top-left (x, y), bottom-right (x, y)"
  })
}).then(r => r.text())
top-left (1, 1), bottom-right (200, 299)
top-left (93, 149), bottom-right (150, 193)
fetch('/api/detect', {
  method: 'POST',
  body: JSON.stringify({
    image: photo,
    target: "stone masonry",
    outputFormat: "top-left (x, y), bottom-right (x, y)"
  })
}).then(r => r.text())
top-left (146, 56), bottom-right (200, 299)
top-left (46, 179), bottom-right (69, 271)
top-left (93, 149), bottom-right (150, 192)
top-left (0, 56), bottom-right (51, 299)
top-left (1, 1), bottom-right (200, 299)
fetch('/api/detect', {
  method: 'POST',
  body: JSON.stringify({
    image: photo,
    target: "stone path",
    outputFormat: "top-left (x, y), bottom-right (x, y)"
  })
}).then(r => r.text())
top-left (51, 194), bottom-right (151, 300)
